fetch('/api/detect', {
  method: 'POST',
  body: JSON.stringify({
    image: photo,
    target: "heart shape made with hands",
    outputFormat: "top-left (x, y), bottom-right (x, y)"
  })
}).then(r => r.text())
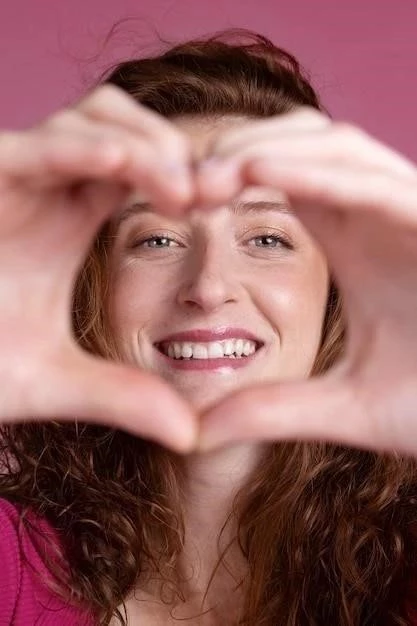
top-left (3, 99), bottom-right (417, 460)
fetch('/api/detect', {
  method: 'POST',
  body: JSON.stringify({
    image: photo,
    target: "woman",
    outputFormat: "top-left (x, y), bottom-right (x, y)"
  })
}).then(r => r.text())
top-left (0, 29), bottom-right (417, 625)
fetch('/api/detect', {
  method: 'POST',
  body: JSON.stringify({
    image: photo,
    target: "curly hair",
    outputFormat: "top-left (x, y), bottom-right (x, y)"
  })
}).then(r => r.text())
top-left (1, 28), bottom-right (417, 626)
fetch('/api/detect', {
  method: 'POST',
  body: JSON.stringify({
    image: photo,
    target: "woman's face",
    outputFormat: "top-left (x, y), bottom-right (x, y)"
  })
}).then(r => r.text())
top-left (108, 116), bottom-right (330, 412)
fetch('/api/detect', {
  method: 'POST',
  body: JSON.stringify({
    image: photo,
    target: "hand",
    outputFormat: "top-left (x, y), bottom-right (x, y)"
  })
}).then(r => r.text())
top-left (0, 84), bottom-right (198, 452)
top-left (197, 109), bottom-right (417, 457)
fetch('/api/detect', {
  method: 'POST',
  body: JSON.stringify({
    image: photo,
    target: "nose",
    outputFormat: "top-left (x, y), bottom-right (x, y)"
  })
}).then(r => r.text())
top-left (177, 244), bottom-right (240, 313)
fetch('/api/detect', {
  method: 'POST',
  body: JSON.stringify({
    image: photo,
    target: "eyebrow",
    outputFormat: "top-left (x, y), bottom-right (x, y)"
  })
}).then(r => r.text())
top-left (114, 199), bottom-right (294, 228)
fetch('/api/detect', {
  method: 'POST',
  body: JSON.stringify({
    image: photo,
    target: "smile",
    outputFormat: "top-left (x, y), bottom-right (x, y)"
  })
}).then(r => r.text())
top-left (153, 328), bottom-right (265, 371)
top-left (158, 338), bottom-right (258, 360)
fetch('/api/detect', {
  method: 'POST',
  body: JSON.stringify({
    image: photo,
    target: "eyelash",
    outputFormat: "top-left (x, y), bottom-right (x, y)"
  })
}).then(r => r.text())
top-left (131, 234), bottom-right (180, 249)
top-left (131, 231), bottom-right (294, 251)
top-left (249, 233), bottom-right (293, 250)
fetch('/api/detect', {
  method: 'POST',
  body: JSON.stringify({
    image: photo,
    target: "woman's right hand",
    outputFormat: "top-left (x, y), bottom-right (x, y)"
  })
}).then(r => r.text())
top-left (0, 84), bottom-right (197, 452)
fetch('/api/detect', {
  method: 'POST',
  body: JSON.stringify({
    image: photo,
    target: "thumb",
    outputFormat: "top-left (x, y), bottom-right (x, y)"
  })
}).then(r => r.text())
top-left (35, 348), bottom-right (198, 453)
top-left (198, 376), bottom-right (381, 453)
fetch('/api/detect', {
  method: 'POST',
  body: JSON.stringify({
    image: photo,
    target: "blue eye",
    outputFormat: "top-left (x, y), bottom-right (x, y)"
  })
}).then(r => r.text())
top-left (144, 236), bottom-right (173, 248)
top-left (130, 232), bottom-right (293, 252)
top-left (132, 235), bottom-right (178, 249)
top-left (251, 234), bottom-right (292, 249)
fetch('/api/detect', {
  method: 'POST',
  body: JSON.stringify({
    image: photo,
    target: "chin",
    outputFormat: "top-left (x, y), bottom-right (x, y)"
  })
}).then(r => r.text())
top-left (177, 385), bottom-right (235, 414)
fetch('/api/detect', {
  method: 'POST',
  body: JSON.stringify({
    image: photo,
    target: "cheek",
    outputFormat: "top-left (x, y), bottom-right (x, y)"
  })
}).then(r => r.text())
top-left (256, 264), bottom-right (329, 357)
top-left (108, 266), bottom-right (170, 337)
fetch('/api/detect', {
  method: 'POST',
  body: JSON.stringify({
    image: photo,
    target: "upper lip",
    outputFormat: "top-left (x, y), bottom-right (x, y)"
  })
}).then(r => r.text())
top-left (155, 327), bottom-right (264, 346)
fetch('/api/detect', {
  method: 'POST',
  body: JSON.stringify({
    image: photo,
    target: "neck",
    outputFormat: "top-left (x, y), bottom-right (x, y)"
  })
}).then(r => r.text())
top-left (129, 443), bottom-right (267, 623)
top-left (177, 443), bottom-right (266, 595)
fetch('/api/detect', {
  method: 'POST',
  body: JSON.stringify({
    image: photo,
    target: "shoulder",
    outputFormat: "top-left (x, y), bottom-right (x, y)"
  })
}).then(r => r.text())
top-left (0, 497), bottom-right (23, 622)
top-left (0, 496), bottom-right (61, 581)
top-left (0, 497), bottom-right (94, 625)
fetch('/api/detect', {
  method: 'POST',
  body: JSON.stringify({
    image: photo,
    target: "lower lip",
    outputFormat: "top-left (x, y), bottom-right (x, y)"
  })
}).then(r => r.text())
top-left (154, 347), bottom-right (262, 370)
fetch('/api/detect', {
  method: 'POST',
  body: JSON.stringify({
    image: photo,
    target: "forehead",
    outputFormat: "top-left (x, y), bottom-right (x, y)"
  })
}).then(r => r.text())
top-left (120, 186), bottom-right (292, 228)
top-left (172, 114), bottom-right (249, 161)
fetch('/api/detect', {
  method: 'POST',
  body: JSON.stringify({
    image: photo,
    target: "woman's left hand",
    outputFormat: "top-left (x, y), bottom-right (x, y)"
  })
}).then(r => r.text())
top-left (195, 109), bottom-right (417, 456)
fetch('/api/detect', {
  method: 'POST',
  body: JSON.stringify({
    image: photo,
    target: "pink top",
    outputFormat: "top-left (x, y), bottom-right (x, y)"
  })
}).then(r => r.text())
top-left (0, 497), bottom-right (95, 625)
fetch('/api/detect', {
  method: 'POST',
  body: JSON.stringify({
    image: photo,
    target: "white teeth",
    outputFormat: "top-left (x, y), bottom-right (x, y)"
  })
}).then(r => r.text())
top-left (243, 341), bottom-right (254, 356)
top-left (181, 343), bottom-right (193, 358)
top-left (161, 338), bottom-right (259, 359)
top-left (207, 342), bottom-right (224, 358)
top-left (223, 340), bottom-right (233, 355)
top-left (192, 344), bottom-right (208, 359)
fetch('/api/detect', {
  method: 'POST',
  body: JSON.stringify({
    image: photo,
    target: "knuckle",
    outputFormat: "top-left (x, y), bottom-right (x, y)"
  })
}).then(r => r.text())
top-left (39, 109), bottom-right (81, 131)
top-left (0, 130), bottom-right (19, 149)
top-left (326, 123), bottom-right (369, 159)
top-left (288, 106), bottom-right (327, 124)
top-left (333, 121), bottom-right (366, 142)
top-left (295, 106), bottom-right (323, 118)
top-left (81, 83), bottom-right (129, 111)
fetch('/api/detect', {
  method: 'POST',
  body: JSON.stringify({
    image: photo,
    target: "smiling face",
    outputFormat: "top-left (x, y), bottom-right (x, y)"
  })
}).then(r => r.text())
top-left (107, 116), bottom-right (330, 412)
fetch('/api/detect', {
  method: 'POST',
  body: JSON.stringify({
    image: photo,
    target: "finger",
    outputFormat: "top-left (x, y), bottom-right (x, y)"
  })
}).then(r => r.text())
top-left (243, 159), bottom-right (417, 228)
top-left (198, 376), bottom-right (410, 456)
top-left (29, 348), bottom-right (198, 453)
top-left (205, 107), bottom-right (329, 158)
top-left (193, 110), bottom-right (329, 207)
top-left (0, 129), bottom-right (124, 180)
top-left (58, 115), bottom-right (193, 212)
top-left (204, 126), bottom-right (417, 181)
top-left (45, 110), bottom-right (194, 213)
top-left (75, 84), bottom-right (192, 165)
top-left (0, 127), bottom-right (192, 214)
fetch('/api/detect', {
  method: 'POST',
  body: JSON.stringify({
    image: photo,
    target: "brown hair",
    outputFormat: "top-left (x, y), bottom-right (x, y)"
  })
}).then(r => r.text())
top-left (1, 28), bottom-right (417, 625)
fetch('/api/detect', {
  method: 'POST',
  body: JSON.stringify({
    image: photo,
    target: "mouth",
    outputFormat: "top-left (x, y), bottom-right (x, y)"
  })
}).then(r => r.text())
top-left (153, 329), bottom-right (265, 370)
top-left (157, 338), bottom-right (262, 360)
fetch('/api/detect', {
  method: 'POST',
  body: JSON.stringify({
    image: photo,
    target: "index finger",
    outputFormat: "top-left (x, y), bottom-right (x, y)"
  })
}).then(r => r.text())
top-left (76, 85), bottom-right (191, 164)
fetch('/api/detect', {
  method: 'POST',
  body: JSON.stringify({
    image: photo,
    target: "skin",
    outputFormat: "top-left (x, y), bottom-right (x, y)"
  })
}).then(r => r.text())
top-left (108, 116), bottom-right (329, 411)
top-left (2, 81), bottom-right (417, 619)
top-left (0, 85), bottom-right (200, 453)
top-left (196, 112), bottom-right (417, 456)
top-left (107, 116), bottom-right (329, 618)
top-left (2, 83), bottom-right (416, 458)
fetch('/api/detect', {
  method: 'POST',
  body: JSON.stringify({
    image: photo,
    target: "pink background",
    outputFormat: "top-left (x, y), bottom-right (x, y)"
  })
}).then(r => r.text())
top-left (1, 0), bottom-right (416, 160)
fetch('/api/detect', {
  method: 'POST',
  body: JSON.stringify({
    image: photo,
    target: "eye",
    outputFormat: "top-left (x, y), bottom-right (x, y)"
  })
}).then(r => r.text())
top-left (132, 234), bottom-right (180, 249)
top-left (249, 233), bottom-right (293, 249)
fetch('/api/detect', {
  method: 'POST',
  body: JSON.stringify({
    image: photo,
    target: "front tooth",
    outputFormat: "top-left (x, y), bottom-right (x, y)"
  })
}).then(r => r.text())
top-left (193, 343), bottom-right (208, 359)
top-left (208, 342), bottom-right (224, 358)
top-left (223, 340), bottom-right (233, 355)
top-left (235, 339), bottom-right (244, 357)
top-left (181, 343), bottom-right (193, 358)
top-left (174, 342), bottom-right (182, 359)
